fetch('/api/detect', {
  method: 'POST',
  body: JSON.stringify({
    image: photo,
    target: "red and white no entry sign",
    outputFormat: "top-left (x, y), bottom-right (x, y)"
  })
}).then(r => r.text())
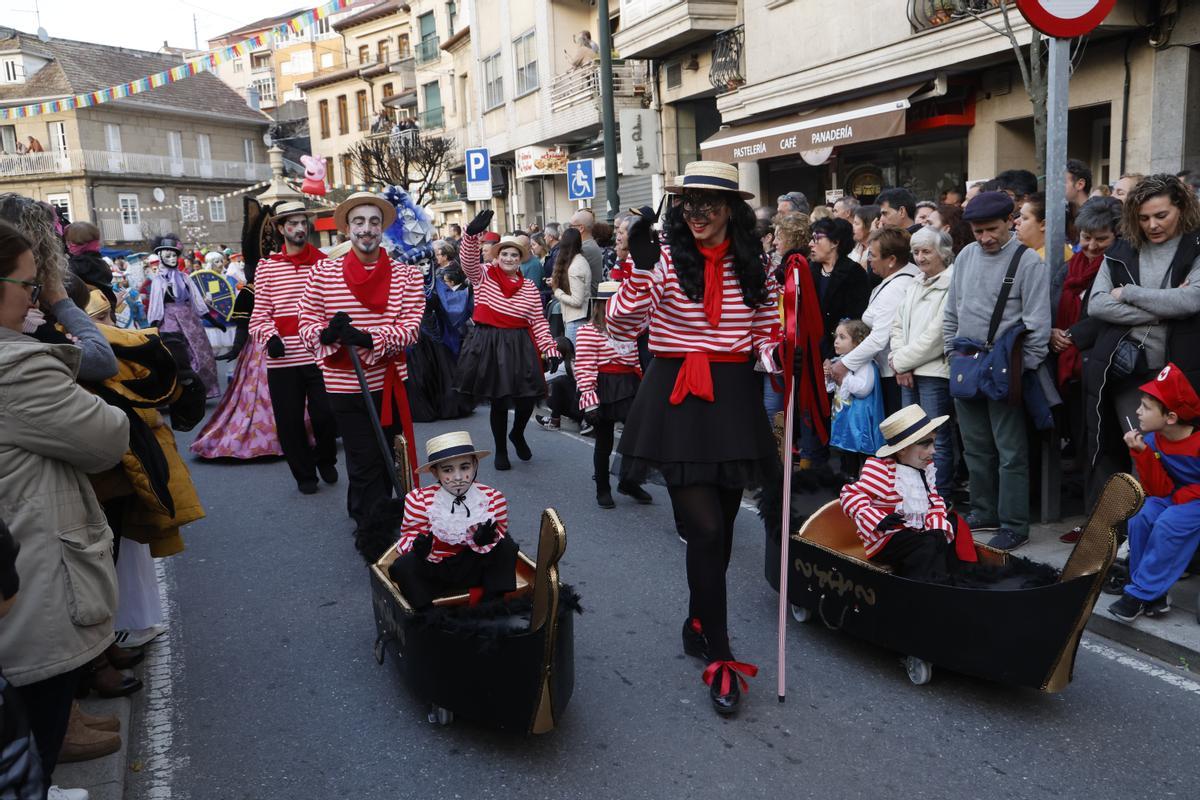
top-left (1016, 0), bottom-right (1116, 38)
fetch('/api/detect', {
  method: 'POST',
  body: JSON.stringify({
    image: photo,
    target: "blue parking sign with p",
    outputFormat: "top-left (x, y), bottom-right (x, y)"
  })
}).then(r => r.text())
top-left (568, 159), bottom-right (595, 201)
top-left (466, 148), bottom-right (490, 183)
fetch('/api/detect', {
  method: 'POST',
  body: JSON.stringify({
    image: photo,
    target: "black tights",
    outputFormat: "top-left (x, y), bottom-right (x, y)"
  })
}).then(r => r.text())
top-left (490, 397), bottom-right (536, 454)
top-left (593, 420), bottom-right (615, 488)
top-left (667, 484), bottom-right (744, 661)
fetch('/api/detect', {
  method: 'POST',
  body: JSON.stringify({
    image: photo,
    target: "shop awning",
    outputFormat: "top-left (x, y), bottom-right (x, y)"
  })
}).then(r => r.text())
top-left (700, 84), bottom-right (923, 163)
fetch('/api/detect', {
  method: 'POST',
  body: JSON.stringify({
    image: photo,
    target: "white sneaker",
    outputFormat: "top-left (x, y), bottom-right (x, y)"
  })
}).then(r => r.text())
top-left (114, 625), bottom-right (165, 649)
top-left (49, 787), bottom-right (90, 800)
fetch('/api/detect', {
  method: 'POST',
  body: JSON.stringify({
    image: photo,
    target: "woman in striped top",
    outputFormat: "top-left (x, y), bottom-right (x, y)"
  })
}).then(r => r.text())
top-left (454, 210), bottom-right (559, 471)
top-left (575, 281), bottom-right (651, 509)
top-left (607, 161), bottom-right (781, 716)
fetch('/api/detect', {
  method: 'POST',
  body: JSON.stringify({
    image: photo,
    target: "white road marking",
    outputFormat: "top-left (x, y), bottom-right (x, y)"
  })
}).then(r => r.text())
top-left (1080, 637), bottom-right (1200, 696)
top-left (140, 558), bottom-right (185, 800)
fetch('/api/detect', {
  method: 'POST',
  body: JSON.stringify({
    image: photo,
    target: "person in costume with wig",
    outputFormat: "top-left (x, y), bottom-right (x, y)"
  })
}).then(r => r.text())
top-left (146, 233), bottom-right (224, 398)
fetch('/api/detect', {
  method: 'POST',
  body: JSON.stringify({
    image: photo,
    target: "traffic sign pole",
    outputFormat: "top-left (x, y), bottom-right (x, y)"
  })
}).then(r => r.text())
top-left (598, 0), bottom-right (619, 223)
top-left (1045, 37), bottom-right (1069, 277)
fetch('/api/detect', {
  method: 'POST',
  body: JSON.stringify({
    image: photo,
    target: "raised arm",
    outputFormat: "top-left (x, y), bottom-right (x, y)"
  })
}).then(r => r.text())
top-left (606, 217), bottom-right (663, 342)
top-left (458, 209), bottom-right (495, 287)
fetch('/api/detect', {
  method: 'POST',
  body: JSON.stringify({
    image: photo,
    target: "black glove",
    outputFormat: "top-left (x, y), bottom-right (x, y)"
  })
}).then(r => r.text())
top-left (339, 324), bottom-right (373, 350)
top-left (148, 319), bottom-right (162, 329)
top-left (319, 311), bottom-right (352, 345)
top-left (411, 533), bottom-right (433, 560)
top-left (266, 335), bottom-right (286, 359)
top-left (627, 215), bottom-right (660, 271)
top-left (472, 519), bottom-right (499, 547)
top-left (874, 512), bottom-right (905, 533)
top-left (207, 312), bottom-right (227, 332)
top-left (465, 209), bottom-right (494, 237)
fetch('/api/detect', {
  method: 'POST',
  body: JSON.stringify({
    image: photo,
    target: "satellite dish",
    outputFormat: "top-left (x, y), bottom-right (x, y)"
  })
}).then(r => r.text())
top-left (37, 27), bottom-right (49, 43)
top-left (153, 188), bottom-right (166, 203)
top-left (262, 131), bottom-right (273, 146)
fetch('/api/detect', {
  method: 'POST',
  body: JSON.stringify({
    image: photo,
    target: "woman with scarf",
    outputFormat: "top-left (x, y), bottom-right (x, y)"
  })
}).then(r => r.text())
top-left (454, 211), bottom-right (559, 470)
top-left (146, 234), bottom-right (224, 398)
top-left (608, 161), bottom-right (783, 716)
top-left (1050, 197), bottom-right (1122, 540)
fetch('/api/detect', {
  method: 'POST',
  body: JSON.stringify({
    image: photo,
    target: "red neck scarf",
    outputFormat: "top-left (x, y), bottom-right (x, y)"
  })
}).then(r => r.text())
top-left (342, 247), bottom-right (392, 313)
top-left (279, 243), bottom-right (324, 268)
top-left (487, 264), bottom-right (524, 298)
top-left (696, 239), bottom-right (730, 327)
top-left (1055, 249), bottom-right (1104, 388)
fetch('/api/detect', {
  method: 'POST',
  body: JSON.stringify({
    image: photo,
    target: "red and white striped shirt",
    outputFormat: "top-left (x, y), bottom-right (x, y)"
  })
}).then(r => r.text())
top-left (574, 322), bottom-right (640, 411)
top-left (839, 457), bottom-right (953, 558)
top-left (296, 254), bottom-right (425, 393)
top-left (458, 233), bottom-right (557, 357)
top-left (249, 246), bottom-right (323, 369)
top-left (606, 246), bottom-right (780, 363)
top-left (395, 483), bottom-right (509, 563)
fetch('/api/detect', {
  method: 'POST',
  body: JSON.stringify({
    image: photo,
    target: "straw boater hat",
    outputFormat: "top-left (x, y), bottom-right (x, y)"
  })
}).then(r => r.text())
top-left (664, 160), bottom-right (755, 199)
top-left (592, 280), bottom-right (620, 301)
top-left (417, 431), bottom-right (491, 473)
top-left (333, 191), bottom-right (397, 231)
top-left (494, 235), bottom-right (529, 261)
top-left (875, 405), bottom-right (949, 459)
top-left (269, 200), bottom-right (317, 224)
top-left (324, 239), bottom-right (353, 260)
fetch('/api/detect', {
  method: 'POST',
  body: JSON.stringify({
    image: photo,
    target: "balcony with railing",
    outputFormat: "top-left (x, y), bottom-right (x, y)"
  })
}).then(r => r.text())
top-left (0, 148), bottom-right (272, 182)
top-left (415, 36), bottom-right (440, 65)
top-left (908, 0), bottom-right (1001, 32)
top-left (613, 0), bottom-right (739, 60)
top-left (709, 24), bottom-right (743, 94)
top-left (550, 59), bottom-right (650, 113)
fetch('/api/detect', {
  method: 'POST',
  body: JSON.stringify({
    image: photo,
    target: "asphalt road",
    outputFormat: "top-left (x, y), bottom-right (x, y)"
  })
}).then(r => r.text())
top-left (125, 394), bottom-right (1200, 800)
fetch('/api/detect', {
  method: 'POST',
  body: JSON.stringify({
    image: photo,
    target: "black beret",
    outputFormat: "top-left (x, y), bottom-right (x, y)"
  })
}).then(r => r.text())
top-left (962, 191), bottom-right (1015, 222)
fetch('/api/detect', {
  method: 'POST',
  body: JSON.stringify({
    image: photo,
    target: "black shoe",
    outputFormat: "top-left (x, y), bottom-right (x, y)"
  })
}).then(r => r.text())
top-left (508, 432), bottom-right (532, 461)
top-left (536, 414), bottom-right (561, 431)
top-left (682, 618), bottom-right (709, 662)
top-left (1109, 593), bottom-right (1144, 623)
top-left (617, 482), bottom-right (652, 504)
top-left (298, 480), bottom-right (319, 495)
top-left (318, 464), bottom-right (338, 485)
top-left (596, 487), bottom-right (615, 509)
top-left (494, 451), bottom-right (512, 471)
top-left (986, 528), bottom-right (1028, 551)
top-left (706, 663), bottom-right (742, 716)
top-left (1144, 594), bottom-right (1172, 617)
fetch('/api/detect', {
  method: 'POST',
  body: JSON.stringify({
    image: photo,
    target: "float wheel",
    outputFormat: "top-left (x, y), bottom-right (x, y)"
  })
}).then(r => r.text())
top-left (904, 656), bottom-right (933, 686)
top-left (790, 603), bottom-right (812, 623)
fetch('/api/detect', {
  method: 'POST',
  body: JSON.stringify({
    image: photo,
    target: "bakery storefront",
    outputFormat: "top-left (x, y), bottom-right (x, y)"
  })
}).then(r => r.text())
top-left (701, 82), bottom-right (974, 206)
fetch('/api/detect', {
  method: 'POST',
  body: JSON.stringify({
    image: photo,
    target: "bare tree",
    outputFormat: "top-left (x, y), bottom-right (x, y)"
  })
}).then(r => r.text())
top-left (347, 133), bottom-right (456, 206)
top-left (959, 0), bottom-right (1048, 176)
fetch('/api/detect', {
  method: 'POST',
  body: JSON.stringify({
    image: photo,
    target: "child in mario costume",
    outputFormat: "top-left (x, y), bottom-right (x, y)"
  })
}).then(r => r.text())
top-left (387, 432), bottom-right (519, 610)
top-left (1108, 363), bottom-right (1200, 623)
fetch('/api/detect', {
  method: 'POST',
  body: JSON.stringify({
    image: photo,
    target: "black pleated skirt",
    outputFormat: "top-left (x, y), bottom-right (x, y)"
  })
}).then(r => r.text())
top-left (617, 356), bottom-right (778, 488)
top-left (595, 372), bottom-right (640, 423)
top-left (454, 324), bottom-right (546, 400)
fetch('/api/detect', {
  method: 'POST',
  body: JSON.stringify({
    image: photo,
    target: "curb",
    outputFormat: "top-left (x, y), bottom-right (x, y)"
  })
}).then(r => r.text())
top-left (50, 691), bottom-right (133, 800)
top-left (1086, 608), bottom-right (1200, 674)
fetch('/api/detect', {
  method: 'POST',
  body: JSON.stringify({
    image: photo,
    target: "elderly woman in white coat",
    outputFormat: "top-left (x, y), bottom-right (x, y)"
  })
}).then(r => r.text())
top-left (889, 226), bottom-right (955, 496)
top-left (0, 221), bottom-right (129, 792)
top-left (550, 227), bottom-right (592, 342)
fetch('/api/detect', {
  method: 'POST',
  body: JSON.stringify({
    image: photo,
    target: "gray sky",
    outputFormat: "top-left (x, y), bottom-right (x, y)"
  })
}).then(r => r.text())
top-left (8, 0), bottom-right (302, 52)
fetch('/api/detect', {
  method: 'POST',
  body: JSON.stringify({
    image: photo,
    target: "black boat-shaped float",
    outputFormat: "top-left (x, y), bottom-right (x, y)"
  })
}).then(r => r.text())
top-left (367, 436), bottom-right (575, 733)
top-left (765, 473), bottom-right (1142, 690)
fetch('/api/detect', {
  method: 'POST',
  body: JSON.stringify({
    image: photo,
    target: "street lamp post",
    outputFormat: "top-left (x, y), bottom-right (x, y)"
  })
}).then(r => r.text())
top-left (598, 0), bottom-right (619, 223)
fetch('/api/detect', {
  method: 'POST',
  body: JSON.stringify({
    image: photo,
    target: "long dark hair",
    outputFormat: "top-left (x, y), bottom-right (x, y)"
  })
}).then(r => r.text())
top-left (552, 227), bottom-right (582, 293)
top-left (0, 220), bottom-right (32, 278)
top-left (662, 196), bottom-right (768, 307)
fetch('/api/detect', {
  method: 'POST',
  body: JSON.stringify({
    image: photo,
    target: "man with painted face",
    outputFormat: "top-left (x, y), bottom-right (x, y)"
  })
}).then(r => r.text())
top-left (298, 192), bottom-right (425, 528)
top-left (386, 431), bottom-right (517, 610)
top-left (147, 233), bottom-right (222, 398)
top-left (249, 201), bottom-right (339, 494)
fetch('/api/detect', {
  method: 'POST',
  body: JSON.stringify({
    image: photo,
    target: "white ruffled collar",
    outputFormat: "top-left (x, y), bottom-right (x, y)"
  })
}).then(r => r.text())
top-left (428, 485), bottom-right (490, 546)
top-left (894, 462), bottom-right (937, 529)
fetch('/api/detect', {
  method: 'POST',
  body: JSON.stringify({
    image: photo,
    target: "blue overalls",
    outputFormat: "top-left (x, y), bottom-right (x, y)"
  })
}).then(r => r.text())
top-left (1125, 433), bottom-right (1200, 601)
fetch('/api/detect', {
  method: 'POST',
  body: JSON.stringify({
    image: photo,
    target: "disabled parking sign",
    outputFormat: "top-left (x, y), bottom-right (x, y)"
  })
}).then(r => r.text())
top-left (567, 158), bottom-right (595, 202)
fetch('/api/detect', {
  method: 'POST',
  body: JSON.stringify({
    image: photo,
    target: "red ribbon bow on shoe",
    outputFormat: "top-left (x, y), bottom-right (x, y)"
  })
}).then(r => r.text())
top-left (702, 660), bottom-right (759, 696)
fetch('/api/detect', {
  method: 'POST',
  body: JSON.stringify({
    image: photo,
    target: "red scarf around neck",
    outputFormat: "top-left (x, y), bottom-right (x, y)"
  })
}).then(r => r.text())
top-left (486, 264), bottom-right (525, 298)
top-left (342, 247), bottom-right (392, 313)
top-left (1055, 249), bottom-right (1104, 388)
top-left (279, 243), bottom-right (324, 268)
top-left (696, 239), bottom-right (730, 327)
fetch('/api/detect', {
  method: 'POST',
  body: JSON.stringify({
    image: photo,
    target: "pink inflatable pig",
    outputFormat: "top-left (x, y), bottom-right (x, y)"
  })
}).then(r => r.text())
top-left (300, 154), bottom-right (327, 196)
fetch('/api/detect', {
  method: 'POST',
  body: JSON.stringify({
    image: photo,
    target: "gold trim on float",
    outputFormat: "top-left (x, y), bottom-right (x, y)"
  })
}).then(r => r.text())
top-left (530, 508), bottom-right (567, 735)
top-left (1042, 473), bottom-right (1143, 692)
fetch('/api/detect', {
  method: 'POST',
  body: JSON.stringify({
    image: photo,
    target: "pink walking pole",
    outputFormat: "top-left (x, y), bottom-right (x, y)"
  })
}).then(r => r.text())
top-left (777, 266), bottom-right (801, 702)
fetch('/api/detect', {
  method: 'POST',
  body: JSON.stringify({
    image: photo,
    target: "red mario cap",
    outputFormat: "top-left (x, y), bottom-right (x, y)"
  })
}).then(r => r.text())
top-left (1140, 363), bottom-right (1200, 420)
top-left (481, 231), bottom-right (501, 243)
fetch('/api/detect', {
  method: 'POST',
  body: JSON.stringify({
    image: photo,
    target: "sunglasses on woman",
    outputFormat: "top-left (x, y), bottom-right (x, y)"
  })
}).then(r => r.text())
top-left (0, 277), bottom-right (42, 303)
